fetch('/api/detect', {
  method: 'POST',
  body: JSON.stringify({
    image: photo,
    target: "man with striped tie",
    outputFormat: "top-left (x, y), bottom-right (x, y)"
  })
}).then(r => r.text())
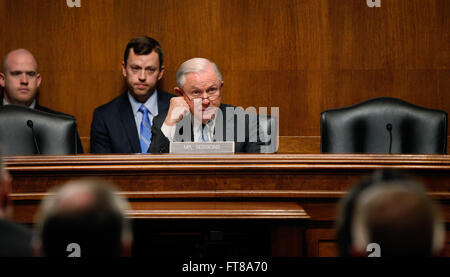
top-left (91, 36), bottom-right (174, 153)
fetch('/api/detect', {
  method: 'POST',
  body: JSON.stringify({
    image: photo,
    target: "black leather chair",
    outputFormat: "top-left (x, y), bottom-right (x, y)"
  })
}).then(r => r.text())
top-left (321, 97), bottom-right (448, 154)
top-left (0, 105), bottom-right (78, 155)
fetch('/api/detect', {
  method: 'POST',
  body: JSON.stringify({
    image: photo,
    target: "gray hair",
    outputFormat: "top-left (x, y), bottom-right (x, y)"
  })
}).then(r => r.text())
top-left (176, 57), bottom-right (222, 88)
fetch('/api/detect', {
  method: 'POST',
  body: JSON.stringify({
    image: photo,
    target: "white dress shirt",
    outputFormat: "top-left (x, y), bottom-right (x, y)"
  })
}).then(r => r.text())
top-left (3, 98), bottom-right (36, 109)
top-left (161, 115), bottom-right (217, 142)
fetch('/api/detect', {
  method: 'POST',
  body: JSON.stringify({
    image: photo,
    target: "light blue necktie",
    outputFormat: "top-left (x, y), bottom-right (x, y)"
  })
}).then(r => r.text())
top-left (139, 105), bottom-right (152, 153)
top-left (201, 124), bottom-right (211, 142)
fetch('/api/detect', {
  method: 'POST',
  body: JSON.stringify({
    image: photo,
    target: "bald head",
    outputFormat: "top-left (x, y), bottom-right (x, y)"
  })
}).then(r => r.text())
top-left (0, 49), bottom-right (41, 107)
top-left (2, 49), bottom-right (38, 74)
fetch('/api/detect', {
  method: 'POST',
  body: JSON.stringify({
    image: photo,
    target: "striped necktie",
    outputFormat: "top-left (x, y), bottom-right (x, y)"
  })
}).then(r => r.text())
top-left (139, 105), bottom-right (152, 153)
top-left (201, 124), bottom-right (211, 142)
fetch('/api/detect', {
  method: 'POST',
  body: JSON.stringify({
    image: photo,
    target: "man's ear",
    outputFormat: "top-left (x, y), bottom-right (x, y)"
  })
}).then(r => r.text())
top-left (435, 245), bottom-right (447, 257)
top-left (158, 65), bottom-right (165, 81)
top-left (174, 87), bottom-right (183, 96)
top-left (31, 237), bottom-right (43, 257)
top-left (121, 240), bottom-right (132, 257)
top-left (121, 62), bottom-right (127, 77)
top-left (349, 246), bottom-right (367, 257)
top-left (0, 72), bottom-right (5, 88)
top-left (36, 73), bottom-right (42, 88)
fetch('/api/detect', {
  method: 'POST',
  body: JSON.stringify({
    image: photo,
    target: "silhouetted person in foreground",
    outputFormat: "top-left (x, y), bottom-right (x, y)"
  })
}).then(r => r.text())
top-left (351, 181), bottom-right (445, 257)
top-left (336, 170), bottom-right (445, 257)
top-left (0, 150), bottom-right (33, 257)
top-left (33, 178), bottom-right (132, 257)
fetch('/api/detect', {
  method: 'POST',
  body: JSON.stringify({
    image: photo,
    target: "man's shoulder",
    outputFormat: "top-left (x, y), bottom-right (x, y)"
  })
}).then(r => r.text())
top-left (93, 92), bottom-right (128, 114)
top-left (35, 104), bottom-right (76, 119)
top-left (0, 219), bottom-right (32, 257)
top-left (153, 109), bottom-right (168, 127)
top-left (0, 219), bottom-right (32, 237)
top-left (157, 89), bottom-right (175, 101)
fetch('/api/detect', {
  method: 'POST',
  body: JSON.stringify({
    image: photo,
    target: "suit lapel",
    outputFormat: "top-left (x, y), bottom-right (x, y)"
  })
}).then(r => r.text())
top-left (118, 93), bottom-right (141, 153)
top-left (157, 90), bottom-right (171, 114)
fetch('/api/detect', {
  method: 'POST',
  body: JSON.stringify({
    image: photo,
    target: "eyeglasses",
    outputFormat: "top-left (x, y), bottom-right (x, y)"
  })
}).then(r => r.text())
top-left (184, 87), bottom-right (221, 102)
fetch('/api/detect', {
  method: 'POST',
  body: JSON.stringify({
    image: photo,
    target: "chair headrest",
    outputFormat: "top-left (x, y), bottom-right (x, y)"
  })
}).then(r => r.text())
top-left (0, 105), bottom-right (77, 155)
top-left (321, 97), bottom-right (448, 154)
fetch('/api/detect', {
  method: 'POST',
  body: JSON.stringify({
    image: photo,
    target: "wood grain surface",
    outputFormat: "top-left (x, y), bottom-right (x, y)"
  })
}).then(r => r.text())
top-left (0, 0), bottom-right (448, 153)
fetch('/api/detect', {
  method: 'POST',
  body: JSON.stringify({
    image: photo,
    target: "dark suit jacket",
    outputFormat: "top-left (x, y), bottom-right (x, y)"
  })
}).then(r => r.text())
top-left (90, 90), bottom-right (174, 153)
top-left (148, 103), bottom-right (263, 153)
top-left (0, 100), bottom-right (84, 153)
top-left (0, 219), bottom-right (33, 257)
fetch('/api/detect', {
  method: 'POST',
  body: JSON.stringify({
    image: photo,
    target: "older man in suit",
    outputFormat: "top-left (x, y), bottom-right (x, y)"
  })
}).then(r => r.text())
top-left (90, 36), bottom-right (173, 153)
top-left (149, 58), bottom-right (263, 153)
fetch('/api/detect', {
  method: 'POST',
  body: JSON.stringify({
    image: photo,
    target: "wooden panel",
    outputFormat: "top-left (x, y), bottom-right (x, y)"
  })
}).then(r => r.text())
top-left (271, 225), bottom-right (305, 257)
top-left (82, 135), bottom-right (449, 154)
top-left (306, 228), bottom-right (338, 257)
top-left (5, 154), bottom-right (450, 257)
top-left (13, 200), bottom-right (310, 223)
top-left (0, 0), bottom-right (448, 148)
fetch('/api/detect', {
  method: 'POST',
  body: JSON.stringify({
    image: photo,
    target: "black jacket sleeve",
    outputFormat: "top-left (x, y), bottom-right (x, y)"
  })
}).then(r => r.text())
top-left (90, 108), bottom-right (113, 153)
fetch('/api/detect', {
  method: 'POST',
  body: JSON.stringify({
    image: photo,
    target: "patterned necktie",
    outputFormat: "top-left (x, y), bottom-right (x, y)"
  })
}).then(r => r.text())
top-left (202, 124), bottom-right (211, 142)
top-left (139, 105), bottom-right (152, 153)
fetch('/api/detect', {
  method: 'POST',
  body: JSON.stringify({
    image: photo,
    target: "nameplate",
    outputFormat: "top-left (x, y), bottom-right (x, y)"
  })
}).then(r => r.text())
top-left (169, 142), bottom-right (235, 154)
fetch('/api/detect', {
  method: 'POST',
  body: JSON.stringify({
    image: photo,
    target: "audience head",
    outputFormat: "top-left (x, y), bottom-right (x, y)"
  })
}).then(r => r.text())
top-left (352, 181), bottom-right (445, 257)
top-left (122, 36), bottom-right (165, 103)
top-left (336, 169), bottom-right (413, 256)
top-left (336, 169), bottom-right (445, 257)
top-left (34, 178), bottom-right (132, 257)
top-left (0, 49), bottom-right (41, 107)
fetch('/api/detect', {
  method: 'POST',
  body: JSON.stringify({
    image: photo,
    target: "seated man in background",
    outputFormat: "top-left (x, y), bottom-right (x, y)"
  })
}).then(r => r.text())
top-left (90, 36), bottom-right (173, 153)
top-left (0, 49), bottom-right (84, 153)
top-left (33, 178), bottom-right (132, 257)
top-left (149, 57), bottom-right (264, 153)
top-left (0, 150), bottom-right (33, 257)
top-left (338, 170), bottom-right (446, 257)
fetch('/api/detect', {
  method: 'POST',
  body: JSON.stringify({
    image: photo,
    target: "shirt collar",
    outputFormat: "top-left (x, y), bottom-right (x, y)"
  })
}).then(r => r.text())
top-left (127, 90), bottom-right (158, 116)
top-left (3, 97), bottom-right (36, 109)
top-left (193, 113), bottom-right (218, 142)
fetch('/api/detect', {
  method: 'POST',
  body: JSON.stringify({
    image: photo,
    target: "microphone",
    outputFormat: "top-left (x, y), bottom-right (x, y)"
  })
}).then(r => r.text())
top-left (27, 120), bottom-right (41, 154)
top-left (386, 123), bottom-right (393, 154)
